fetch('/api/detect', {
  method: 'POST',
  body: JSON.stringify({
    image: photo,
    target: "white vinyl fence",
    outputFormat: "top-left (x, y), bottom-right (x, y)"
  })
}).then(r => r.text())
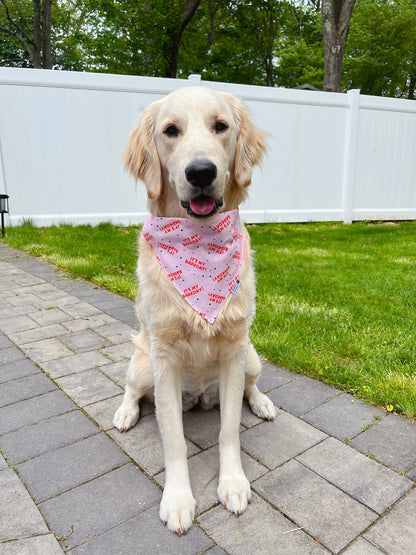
top-left (1, 67), bottom-right (416, 226)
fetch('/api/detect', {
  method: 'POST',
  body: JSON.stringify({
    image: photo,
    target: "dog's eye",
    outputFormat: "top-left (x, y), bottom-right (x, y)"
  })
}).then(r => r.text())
top-left (215, 121), bottom-right (228, 133)
top-left (164, 125), bottom-right (179, 137)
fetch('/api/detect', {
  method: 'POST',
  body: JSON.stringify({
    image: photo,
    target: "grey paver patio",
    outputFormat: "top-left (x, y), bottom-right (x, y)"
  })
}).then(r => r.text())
top-left (302, 393), bottom-right (385, 441)
top-left (0, 410), bottom-right (98, 465)
top-left (0, 453), bottom-right (8, 470)
top-left (61, 313), bottom-right (118, 332)
top-left (257, 359), bottom-right (295, 392)
top-left (94, 322), bottom-right (134, 344)
top-left (364, 489), bottom-right (416, 555)
top-left (7, 323), bottom-right (68, 345)
top-left (0, 534), bottom-right (63, 554)
top-left (109, 415), bottom-right (201, 475)
top-left (17, 433), bottom-right (129, 502)
top-left (352, 413), bottom-right (416, 473)
top-left (342, 538), bottom-right (385, 555)
top-left (0, 357), bottom-right (39, 382)
top-left (297, 437), bottom-right (413, 513)
top-left (39, 464), bottom-right (161, 550)
top-left (199, 493), bottom-right (329, 555)
top-left (0, 469), bottom-right (49, 541)
top-left (84, 394), bottom-right (125, 431)
top-left (61, 301), bottom-right (102, 318)
top-left (27, 307), bottom-right (72, 326)
top-left (59, 328), bottom-right (111, 353)
top-left (406, 462), bottom-right (416, 481)
top-left (19, 337), bottom-right (74, 363)
top-left (99, 341), bottom-right (135, 361)
top-left (0, 345), bottom-right (27, 364)
top-left (0, 332), bottom-right (13, 348)
top-left (40, 350), bottom-right (111, 378)
top-left (183, 407), bottom-right (223, 449)
top-left (56, 368), bottom-right (122, 406)
top-left (240, 411), bottom-right (327, 469)
top-left (267, 374), bottom-right (340, 416)
top-left (71, 505), bottom-right (213, 555)
top-left (98, 360), bottom-right (127, 385)
top-left (0, 372), bottom-right (56, 407)
top-left (253, 459), bottom-right (378, 553)
top-left (0, 390), bottom-right (74, 434)
top-left (1, 242), bottom-right (416, 554)
top-left (0, 314), bottom-right (39, 333)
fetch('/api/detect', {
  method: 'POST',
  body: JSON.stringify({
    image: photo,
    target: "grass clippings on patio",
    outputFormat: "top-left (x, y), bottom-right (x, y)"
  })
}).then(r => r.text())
top-left (3, 220), bottom-right (416, 418)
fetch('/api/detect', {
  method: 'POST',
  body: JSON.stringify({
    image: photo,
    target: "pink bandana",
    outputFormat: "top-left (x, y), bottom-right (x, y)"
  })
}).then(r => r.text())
top-left (142, 209), bottom-right (243, 323)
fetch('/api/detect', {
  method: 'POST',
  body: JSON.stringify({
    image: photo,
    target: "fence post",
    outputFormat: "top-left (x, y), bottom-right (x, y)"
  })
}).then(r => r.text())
top-left (342, 89), bottom-right (360, 224)
top-left (187, 74), bottom-right (202, 85)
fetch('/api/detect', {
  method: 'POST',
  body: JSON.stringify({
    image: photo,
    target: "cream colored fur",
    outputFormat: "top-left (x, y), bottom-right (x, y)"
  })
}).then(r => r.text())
top-left (114, 87), bottom-right (276, 535)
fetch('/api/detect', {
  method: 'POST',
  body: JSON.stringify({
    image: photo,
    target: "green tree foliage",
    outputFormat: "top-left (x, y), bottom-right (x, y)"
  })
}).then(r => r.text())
top-left (0, 0), bottom-right (92, 69)
top-left (72, 0), bottom-right (202, 77)
top-left (0, 0), bottom-right (324, 87)
top-left (0, 0), bottom-right (37, 66)
top-left (344, 0), bottom-right (416, 98)
top-left (1, 0), bottom-right (416, 98)
top-left (179, 0), bottom-right (266, 84)
top-left (179, 0), bottom-right (324, 88)
top-left (275, 2), bottom-right (324, 88)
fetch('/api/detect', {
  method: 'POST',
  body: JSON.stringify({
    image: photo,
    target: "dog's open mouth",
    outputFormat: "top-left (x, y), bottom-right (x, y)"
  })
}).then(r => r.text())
top-left (181, 196), bottom-right (223, 219)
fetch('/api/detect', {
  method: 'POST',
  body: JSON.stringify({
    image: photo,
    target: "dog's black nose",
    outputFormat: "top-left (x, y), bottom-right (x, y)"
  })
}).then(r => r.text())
top-left (185, 160), bottom-right (217, 189)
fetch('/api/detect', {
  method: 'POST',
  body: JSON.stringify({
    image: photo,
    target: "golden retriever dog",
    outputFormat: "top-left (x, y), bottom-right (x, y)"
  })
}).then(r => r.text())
top-left (114, 86), bottom-right (276, 535)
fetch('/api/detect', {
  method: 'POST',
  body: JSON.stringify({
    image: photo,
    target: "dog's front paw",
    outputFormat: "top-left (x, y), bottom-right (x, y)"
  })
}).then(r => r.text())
top-left (248, 391), bottom-right (276, 421)
top-left (218, 472), bottom-right (251, 517)
top-left (160, 487), bottom-right (196, 536)
top-left (113, 402), bottom-right (140, 432)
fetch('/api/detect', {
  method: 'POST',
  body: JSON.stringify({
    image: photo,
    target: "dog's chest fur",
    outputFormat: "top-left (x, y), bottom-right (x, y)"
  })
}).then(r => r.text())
top-left (136, 224), bottom-right (256, 408)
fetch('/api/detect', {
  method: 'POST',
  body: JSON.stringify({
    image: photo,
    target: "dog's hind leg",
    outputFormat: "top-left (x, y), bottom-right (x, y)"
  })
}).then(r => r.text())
top-left (113, 333), bottom-right (154, 432)
top-left (244, 342), bottom-right (276, 421)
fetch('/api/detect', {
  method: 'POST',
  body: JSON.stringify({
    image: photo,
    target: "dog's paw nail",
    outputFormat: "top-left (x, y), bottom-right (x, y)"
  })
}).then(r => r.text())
top-left (223, 503), bottom-right (227, 510)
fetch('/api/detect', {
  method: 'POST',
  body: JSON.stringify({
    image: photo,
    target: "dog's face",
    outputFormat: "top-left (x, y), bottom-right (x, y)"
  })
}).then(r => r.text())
top-left (125, 87), bottom-right (266, 218)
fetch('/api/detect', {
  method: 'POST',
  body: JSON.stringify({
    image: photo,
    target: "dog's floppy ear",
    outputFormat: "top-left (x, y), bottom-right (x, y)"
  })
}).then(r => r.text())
top-left (124, 100), bottom-right (162, 200)
top-left (222, 93), bottom-right (267, 188)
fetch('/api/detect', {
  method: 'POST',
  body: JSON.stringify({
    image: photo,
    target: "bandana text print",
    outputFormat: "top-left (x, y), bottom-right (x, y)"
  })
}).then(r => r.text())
top-left (142, 209), bottom-right (243, 323)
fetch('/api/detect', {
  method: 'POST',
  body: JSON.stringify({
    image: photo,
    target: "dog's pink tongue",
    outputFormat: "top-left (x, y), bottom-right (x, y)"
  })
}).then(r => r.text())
top-left (190, 196), bottom-right (216, 216)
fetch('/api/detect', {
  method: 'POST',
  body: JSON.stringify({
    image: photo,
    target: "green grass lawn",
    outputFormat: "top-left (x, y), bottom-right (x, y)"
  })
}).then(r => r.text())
top-left (3, 220), bottom-right (416, 418)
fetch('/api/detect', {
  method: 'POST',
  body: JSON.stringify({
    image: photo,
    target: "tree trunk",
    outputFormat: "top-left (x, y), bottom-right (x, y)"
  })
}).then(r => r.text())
top-left (265, 56), bottom-right (274, 87)
top-left (408, 51), bottom-right (416, 100)
top-left (323, 33), bottom-right (343, 91)
top-left (33, 0), bottom-right (42, 67)
top-left (164, 34), bottom-right (182, 78)
top-left (1, 0), bottom-right (53, 68)
top-left (322, 0), bottom-right (356, 92)
top-left (42, 0), bottom-right (53, 68)
top-left (163, 0), bottom-right (201, 78)
top-left (408, 74), bottom-right (416, 100)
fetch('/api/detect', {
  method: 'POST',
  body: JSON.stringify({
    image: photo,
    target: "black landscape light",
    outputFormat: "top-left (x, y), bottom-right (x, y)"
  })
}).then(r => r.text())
top-left (0, 194), bottom-right (9, 238)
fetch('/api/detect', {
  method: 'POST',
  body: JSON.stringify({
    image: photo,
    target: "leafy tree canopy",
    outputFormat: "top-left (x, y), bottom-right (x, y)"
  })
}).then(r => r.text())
top-left (1, 0), bottom-right (415, 98)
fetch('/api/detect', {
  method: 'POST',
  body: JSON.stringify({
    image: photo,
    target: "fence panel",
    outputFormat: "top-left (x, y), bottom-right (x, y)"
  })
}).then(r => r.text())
top-left (352, 97), bottom-right (416, 221)
top-left (0, 68), bottom-right (415, 226)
